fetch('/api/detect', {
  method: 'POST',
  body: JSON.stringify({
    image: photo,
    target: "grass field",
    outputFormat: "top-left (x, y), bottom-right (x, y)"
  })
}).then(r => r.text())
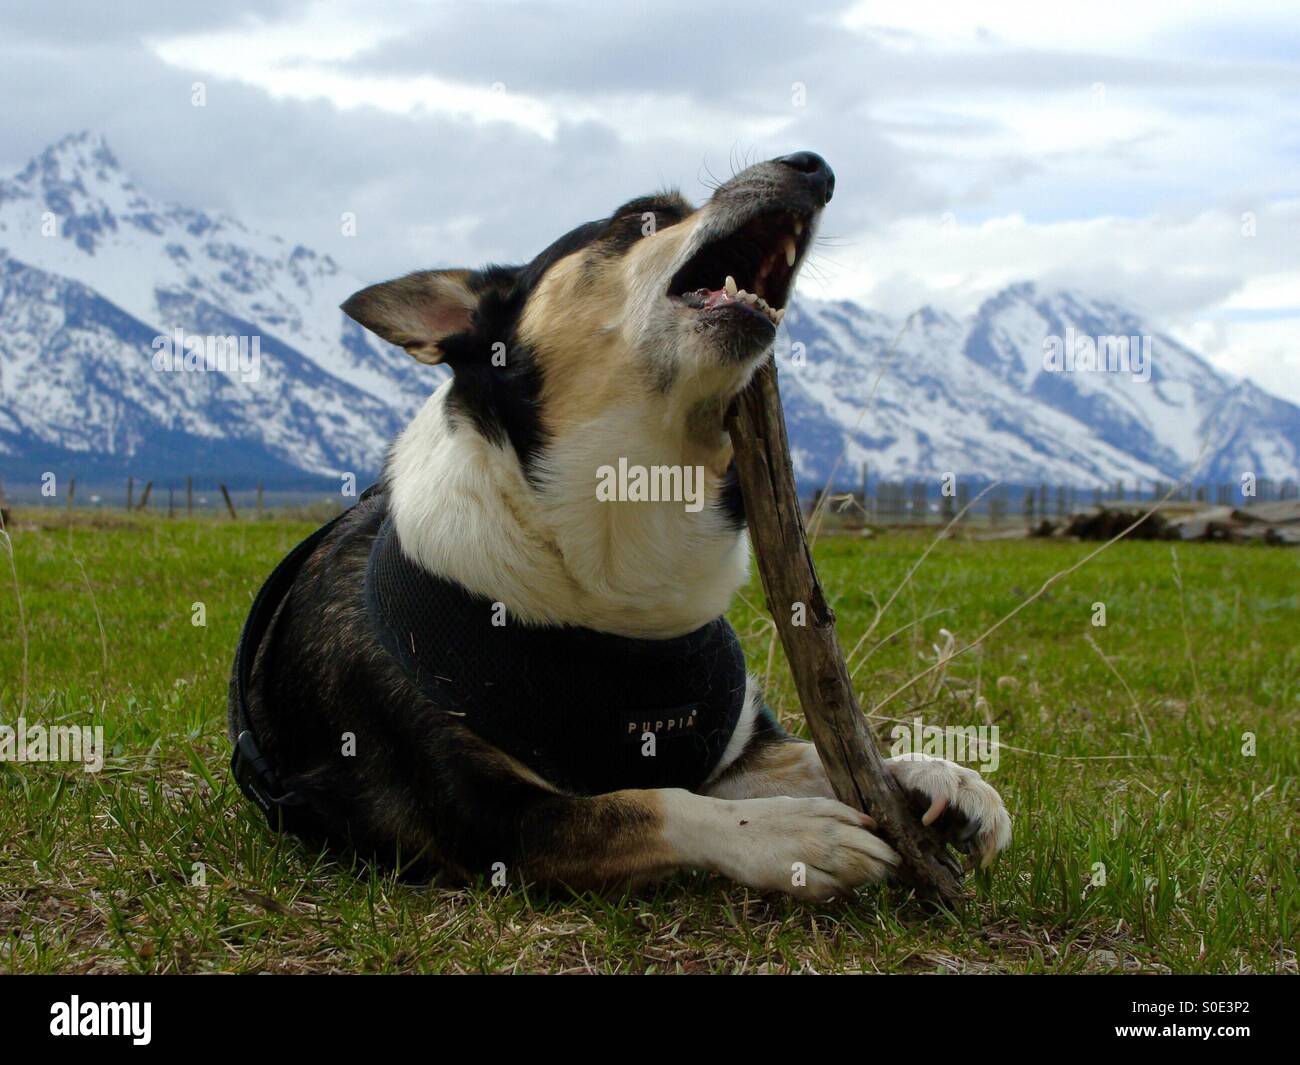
top-left (1, 510), bottom-right (1296, 974)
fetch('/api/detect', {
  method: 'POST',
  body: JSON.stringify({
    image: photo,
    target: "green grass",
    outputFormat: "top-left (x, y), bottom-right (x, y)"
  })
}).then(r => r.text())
top-left (1, 510), bottom-right (1296, 973)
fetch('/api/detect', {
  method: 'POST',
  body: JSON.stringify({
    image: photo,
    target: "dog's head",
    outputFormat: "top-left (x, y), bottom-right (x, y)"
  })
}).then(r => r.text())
top-left (342, 151), bottom-right (832, 469)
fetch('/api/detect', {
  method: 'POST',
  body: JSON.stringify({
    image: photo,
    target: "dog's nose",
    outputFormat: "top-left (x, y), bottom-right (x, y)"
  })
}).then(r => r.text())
top-left (775, 151), bottom-right (834, 205)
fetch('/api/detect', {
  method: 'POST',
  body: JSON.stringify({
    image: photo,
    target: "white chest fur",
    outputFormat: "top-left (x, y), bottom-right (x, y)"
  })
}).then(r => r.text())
top-left (389, 382), bottom-right (750, 638)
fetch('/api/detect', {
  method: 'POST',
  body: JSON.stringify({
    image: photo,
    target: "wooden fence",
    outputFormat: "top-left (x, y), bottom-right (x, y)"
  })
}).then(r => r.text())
top-left (9, 468), bottom-right (1300, 526)
top-left (812, 467), bottom-right (1299, 528)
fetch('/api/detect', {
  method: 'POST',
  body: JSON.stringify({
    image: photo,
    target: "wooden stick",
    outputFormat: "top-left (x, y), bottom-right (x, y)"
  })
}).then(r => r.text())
top-left (726, 355), bottom-right (965, 907)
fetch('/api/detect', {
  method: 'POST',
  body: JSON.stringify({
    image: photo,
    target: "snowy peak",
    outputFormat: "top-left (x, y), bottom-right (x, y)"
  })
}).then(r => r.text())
top-left (0, 133), bottom-right (433, 429)
top-left (955, 280), bottom-right (1266, 480)
top-left (776, 281), bottom-right (1299, 487)
top-left (7, 131), bottom-right (128, 200)
top-left (3, 131), bottom-right (185, 255)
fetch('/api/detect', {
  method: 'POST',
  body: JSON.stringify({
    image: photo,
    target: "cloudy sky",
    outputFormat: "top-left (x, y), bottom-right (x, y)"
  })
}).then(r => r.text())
top-left (2, 0), bottom-right (1297, 399)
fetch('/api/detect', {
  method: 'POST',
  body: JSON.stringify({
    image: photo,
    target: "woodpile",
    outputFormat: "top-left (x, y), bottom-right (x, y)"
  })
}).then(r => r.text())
top-left (1050, 500), bottom-right (1300, 545)
top-left (1062, 509), bottom-right (1168, 540)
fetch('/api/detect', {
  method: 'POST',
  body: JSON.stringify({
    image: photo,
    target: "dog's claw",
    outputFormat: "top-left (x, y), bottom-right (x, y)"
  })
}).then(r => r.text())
top-left (886, 754), bottom-right (1012, 870)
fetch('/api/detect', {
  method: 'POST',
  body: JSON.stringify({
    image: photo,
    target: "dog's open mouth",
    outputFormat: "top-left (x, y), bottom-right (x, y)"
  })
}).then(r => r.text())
top-left (667, 210), bottom-right (812, 328)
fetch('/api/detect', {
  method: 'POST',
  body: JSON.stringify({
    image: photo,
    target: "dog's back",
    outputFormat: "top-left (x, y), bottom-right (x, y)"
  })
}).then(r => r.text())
top-left (228, 491), bottom-right (430, 859)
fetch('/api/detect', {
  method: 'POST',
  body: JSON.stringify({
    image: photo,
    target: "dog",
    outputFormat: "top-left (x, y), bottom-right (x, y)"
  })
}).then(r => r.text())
top-left (229, 151), bottom-right (1011, 899)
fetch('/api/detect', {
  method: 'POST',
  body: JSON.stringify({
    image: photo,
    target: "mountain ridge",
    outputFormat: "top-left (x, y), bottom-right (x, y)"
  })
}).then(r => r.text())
top-left (1, 132), bottom-right (1296, 490)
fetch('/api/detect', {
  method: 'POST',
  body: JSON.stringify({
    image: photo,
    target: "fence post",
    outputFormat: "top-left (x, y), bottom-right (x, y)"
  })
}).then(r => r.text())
top-left (127, 475), bottom-right (134, 511)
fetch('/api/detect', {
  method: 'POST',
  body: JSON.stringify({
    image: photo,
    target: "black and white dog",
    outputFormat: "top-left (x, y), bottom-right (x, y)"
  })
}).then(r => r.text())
top-left (229, 151), bottom-right (1010, 898)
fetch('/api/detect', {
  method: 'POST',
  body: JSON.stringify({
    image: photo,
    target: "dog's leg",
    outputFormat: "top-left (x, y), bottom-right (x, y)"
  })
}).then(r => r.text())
top-left (514, 787), bottom-right (897, 899)
top-left (441, 729), bottom-right (895, 899)
top-left (658, 789), bottom-right (899, 898)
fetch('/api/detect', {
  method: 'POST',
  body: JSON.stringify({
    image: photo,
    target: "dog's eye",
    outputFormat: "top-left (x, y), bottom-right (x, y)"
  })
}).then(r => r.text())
top-left (612, 198), bottom-right (686, 236)
top-left (639, 206), bottom-right (683, 233)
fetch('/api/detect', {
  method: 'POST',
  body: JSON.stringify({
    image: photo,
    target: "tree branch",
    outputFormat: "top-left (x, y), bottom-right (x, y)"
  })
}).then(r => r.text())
top-left (726, 355), bottom-right (965, 907)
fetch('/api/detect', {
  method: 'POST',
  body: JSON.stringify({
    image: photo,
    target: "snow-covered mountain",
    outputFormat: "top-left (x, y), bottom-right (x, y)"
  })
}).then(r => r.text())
top-left (780, 289), bottom-right (1300, 486)
top-left (1, 132), bottom-right (1296, 489)
top-left (0, 131), bottom-right (432, 486)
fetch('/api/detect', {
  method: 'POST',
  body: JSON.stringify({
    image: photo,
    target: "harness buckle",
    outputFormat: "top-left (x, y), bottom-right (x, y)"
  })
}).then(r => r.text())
top-left (231, 730), bottom-right (305, 831)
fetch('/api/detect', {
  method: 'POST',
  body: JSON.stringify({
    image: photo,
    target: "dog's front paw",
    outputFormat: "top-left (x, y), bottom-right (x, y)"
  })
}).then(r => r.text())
top-left (886, 754), bottom-right (1011, 868)
top-left (709, 796), bottom-right (899, 900)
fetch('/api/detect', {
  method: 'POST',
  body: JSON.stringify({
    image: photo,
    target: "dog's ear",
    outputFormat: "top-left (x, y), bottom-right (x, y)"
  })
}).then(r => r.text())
top-left (341, 269), bottom-right (481, 365)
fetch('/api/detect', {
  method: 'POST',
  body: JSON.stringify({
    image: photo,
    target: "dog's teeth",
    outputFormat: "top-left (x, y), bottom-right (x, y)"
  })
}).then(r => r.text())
top-left (775, 308), bottom-right (785, 324)
top-left (785, 237), bottom-right (797, 267)
top-left (724, 275), bottom-right (737, 297)
top-left (794, 219), bottom-right (804, 236)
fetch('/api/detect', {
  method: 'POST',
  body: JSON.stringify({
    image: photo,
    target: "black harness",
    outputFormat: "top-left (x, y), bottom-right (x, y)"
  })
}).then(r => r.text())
top-left (229, 491), bottom-right (374, 832)
top-left (231, 492), bottom-right (749, 831)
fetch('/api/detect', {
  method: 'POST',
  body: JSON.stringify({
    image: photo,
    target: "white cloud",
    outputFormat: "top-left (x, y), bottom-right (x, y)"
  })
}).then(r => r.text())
top-left (1169, 317), bottom-right (1300, 401)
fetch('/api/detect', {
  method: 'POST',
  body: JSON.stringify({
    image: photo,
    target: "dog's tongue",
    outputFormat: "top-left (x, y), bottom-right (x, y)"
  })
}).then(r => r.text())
top-left (682, 286), bottom-right (735, 310)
